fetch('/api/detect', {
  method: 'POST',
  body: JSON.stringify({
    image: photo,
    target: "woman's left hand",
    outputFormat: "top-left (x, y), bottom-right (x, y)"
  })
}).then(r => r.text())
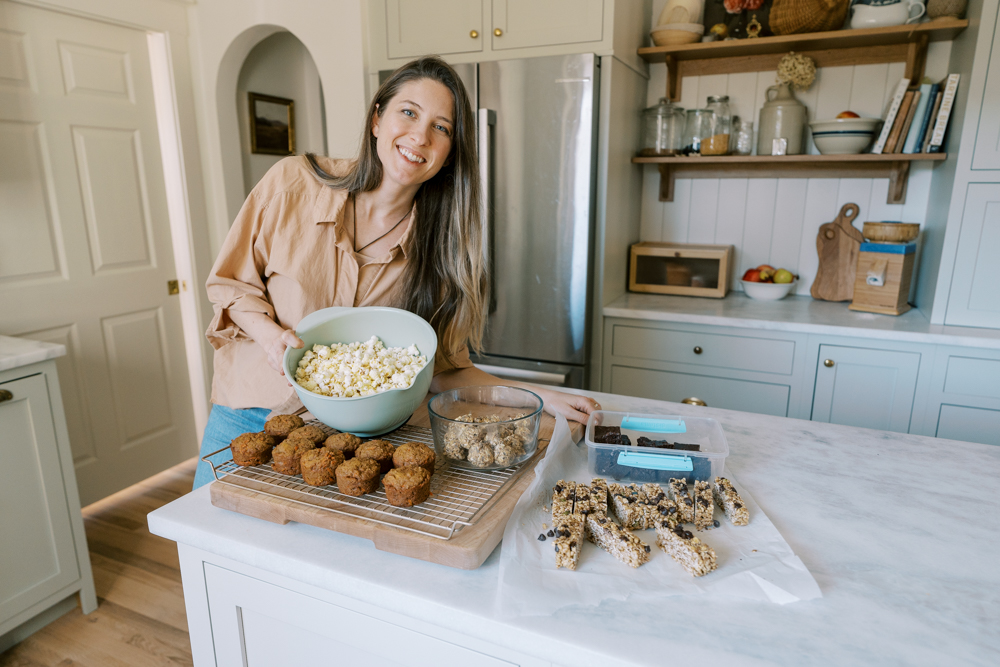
top-left (533, 387), bottom-right (600, 424)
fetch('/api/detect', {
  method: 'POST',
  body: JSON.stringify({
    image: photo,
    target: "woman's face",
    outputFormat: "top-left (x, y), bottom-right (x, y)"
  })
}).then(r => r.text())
top-left (372, 78), bottom-right (455, 191)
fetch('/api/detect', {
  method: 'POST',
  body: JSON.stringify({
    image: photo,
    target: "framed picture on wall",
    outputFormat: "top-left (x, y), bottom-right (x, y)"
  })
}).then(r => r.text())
top-left (249, 92), bottom-right (295, 155)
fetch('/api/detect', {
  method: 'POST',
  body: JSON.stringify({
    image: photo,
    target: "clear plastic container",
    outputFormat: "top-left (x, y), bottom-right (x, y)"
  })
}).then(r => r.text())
top-left (584, 410), bottom-right (729, 484)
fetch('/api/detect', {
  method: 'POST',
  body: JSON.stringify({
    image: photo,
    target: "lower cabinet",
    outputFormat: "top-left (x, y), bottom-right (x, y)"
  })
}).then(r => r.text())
top-left (918, 347), bottom-right (1000, 446)
top-left (810, 344), bottom-right (921, 433)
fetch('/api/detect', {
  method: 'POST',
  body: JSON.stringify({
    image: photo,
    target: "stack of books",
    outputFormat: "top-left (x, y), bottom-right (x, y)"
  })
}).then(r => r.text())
top-left (872, 74), bottom-right (960, 155)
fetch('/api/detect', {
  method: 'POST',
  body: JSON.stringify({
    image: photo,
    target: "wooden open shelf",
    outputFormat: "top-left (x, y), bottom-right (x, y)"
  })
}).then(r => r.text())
top-left (638, 19), bottom-right (968, 102)
top-left (632, 153), bottom-right (948, 204)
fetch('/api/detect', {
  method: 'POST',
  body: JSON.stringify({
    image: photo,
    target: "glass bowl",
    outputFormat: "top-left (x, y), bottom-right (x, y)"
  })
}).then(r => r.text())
top-left (427, 386), bottom-right (543, 471)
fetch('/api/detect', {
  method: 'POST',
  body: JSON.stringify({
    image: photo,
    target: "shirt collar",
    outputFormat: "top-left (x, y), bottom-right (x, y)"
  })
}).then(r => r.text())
top-left (315, 186), bottom-right (416, 260)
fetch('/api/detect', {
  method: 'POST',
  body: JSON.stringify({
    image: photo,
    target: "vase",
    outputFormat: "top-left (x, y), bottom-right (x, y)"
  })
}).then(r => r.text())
top-left (757, 83), bottom-right (807, 155)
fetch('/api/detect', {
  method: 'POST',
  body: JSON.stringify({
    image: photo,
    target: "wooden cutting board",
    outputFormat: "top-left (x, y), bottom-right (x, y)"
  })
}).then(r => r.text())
top-left (811, 203), bottom-right (864, 302)
top-left (210, 397), bottom-right (582, 570)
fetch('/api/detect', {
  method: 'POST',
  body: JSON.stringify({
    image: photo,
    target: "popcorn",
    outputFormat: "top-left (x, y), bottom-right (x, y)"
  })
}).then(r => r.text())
top-left (293, 335), bottom-right (428, 398)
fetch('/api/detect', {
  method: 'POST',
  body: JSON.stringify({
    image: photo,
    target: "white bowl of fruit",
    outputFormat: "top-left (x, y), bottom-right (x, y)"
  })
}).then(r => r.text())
top-left (740, 265), bottom-right (797, 301)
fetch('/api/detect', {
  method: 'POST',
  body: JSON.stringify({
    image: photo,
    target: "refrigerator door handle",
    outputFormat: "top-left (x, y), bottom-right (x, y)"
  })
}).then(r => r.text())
top-left (473, 363), bottom-right (568, 385)
top-left (478, 108), bottom-right (497, 314)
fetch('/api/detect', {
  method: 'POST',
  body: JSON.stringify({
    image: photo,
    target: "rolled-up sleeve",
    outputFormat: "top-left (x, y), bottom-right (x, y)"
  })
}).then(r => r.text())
top-left (204, 191), bottom-right (275, 350)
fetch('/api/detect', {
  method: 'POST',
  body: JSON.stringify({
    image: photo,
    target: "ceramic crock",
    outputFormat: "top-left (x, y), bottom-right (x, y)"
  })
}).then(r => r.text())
top-left (757, 83), bottom-right (807, 156)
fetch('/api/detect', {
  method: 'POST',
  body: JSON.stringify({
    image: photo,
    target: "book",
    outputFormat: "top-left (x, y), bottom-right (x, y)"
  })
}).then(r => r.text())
top-left (903, 83), bottom-right (936, 154)
top-left (921, 91), bottom-right (943, 153)
top-left (892, 90), bottom-right (920, 154)
top-left (928, 74), bottom-right (961, 153)
top-left (873, 78), bottom-right (911, 154)
top-left (885, 90), bottom-right (915, 154)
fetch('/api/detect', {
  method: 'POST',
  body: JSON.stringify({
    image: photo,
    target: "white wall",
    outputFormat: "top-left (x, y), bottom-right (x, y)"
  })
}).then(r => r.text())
top-left (236, 32), bottom-right (327, 194)
top-left (642, 0), bottom-right (952, 296)
top-left (185, 0), bottom-right (368, 259)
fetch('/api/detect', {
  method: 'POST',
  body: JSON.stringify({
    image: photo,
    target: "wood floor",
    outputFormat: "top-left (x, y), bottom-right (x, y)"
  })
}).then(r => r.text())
top-left (0, 459), bottom-right (197, 667)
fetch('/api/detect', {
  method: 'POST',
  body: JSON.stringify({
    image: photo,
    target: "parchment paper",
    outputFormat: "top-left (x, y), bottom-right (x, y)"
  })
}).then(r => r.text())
top-left (496, 416), bottom-right (822, 617)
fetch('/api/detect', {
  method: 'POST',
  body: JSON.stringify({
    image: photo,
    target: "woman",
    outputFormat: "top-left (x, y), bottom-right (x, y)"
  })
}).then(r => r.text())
top-left (195, 56), bottom-right (599, 489)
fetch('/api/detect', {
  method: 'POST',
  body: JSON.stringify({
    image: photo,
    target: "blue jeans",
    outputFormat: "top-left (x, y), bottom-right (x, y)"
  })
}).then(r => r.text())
top-left (193, 404), bottom-right (270, 490)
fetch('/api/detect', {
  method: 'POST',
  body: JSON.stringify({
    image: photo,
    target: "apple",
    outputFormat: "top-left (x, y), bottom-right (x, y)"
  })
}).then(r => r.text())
top-left (837, 111), bottom-right (861, 119)
top-left (773, 268), bottom-right (794, 284)
top-left (742, 268), bottom-right (762, 282)
top-left (756, 264), bottom-right (775, 272)
top-left (758, 268), bottom-right (775, 282)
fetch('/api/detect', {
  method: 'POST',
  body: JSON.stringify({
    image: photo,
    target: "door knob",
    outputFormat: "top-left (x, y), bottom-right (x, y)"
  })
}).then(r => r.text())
top-left (494, 28), bottom-right (503, 36)
top-left (824, 359), bottom-right (835, 367)
top-left (682, 397), bottom-right (707, 406)
top-left (470, 30), bottom-right (479, 38)
top-left (0, 389), bottom-right (13, 402)
top-left (693, 346), bottom-right (703, 354)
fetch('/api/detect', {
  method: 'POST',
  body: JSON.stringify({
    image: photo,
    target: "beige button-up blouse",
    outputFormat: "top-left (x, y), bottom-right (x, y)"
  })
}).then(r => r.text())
top-left (205, 155), bottom-right (471, 412)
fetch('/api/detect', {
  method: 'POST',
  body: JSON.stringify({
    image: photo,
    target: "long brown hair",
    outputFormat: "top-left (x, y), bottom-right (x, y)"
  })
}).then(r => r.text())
top-left (306, 56), bottom-right (487, 359)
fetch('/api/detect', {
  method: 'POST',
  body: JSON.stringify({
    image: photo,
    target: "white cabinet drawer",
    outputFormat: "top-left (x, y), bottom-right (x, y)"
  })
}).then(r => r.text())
top-left (943, 355), bottom-right (1000, 399)
top-left (936, 404), bottom-right (1000, 446)
top-left (204, 564), bottom-right (515, 666)
top-left (609, 364), bottom-right (790, 416)
top-left (611, 325), bottom-right (796, 375)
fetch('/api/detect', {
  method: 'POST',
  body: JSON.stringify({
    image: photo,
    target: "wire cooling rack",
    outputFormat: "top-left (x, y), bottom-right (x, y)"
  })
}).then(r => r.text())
top-left (204, 422), bottom-right (539, 540)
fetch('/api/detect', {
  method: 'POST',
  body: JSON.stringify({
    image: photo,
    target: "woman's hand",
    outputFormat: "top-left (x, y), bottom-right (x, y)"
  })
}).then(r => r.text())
top-left (532, 387), bottom-right (600, 424)
top-left (262, 328), bottom-right (304, 377)
top-left (227, 310), bottom-right (303, 384)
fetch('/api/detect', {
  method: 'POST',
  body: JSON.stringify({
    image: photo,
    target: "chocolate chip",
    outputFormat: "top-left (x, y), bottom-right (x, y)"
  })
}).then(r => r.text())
top-left (554, 544), bottom-right (559, 552)
top-left (644, 545), bottom-right (651, 553)
top-left (546, 529), bottom-right (554, 537)
top-left (569, 541), bottom-right (577, 548)
top-left (713, 519), bottom-right (720, 528)
top-left (684, 498), bottom-right (693, 506)
top-left (555, 485), bottom-right (563, 493)
top-left (734, 502), bottom-right (743, 509)
top-left (538, 534), bottom-right (546, 541)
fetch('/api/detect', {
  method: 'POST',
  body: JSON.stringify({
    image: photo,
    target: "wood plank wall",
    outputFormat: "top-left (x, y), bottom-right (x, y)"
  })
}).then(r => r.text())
top-left (642, 1), bottom-right (953, 294)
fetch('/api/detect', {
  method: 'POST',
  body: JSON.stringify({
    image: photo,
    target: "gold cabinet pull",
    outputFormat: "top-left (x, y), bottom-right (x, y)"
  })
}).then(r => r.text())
top-left (824, 359), bottom-right (835, 368)
top-left (0, 389), bottom-right (13, 403)
top-left (693, 346), bottom-right (703, 354)
top-left (494, 28), bottom-right (503, 36)
top-left (682, 397), bottom-right (707, 406)
top-left (470, 29), bottom-right (479, 38)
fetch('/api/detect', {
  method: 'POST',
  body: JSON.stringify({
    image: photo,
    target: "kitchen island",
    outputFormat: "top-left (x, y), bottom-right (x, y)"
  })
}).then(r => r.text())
top-left (147, 389), bottom-right (1000, 666)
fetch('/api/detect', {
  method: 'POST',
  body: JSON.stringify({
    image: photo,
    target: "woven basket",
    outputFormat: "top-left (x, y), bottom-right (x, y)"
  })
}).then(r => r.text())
top-left (770, 0), bottom-right (850, 35)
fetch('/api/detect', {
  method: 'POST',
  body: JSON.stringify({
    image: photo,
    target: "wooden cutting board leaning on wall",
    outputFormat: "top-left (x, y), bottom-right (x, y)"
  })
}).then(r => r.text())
top-left (811, 203), bottom-right (864, 302)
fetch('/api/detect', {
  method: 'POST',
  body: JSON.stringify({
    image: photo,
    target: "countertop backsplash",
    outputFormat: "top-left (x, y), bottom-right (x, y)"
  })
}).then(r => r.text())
top-left (640, 1), bottom-right (955, 297)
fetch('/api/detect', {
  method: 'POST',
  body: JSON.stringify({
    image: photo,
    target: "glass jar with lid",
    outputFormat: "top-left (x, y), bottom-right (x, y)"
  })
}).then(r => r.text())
top-left (682, 109), bottom-right (713, 155)
top-left (640, 98), bottom-right (685, 156)
top-left (732, 118), bottom-right (754, 156)
top-left (700, 95), bottom-right (733, 155)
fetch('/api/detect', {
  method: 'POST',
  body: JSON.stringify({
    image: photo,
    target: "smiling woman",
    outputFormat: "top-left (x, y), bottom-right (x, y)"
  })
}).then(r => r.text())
top-left (194, 56), bottom-right (600, 489)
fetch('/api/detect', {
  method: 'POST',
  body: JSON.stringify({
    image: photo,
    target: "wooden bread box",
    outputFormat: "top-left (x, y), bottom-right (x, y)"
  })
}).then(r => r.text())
top-left (629, 242), bottom-right (734, 298)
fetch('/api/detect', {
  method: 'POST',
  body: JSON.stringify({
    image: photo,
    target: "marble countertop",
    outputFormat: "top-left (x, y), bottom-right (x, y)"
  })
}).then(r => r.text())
top-left (604, 292), bottom-right (1000, 349)
top-left (148, 390), bottom-right (1000, 666)
top-left (0, 335), bottom-right (66, 373)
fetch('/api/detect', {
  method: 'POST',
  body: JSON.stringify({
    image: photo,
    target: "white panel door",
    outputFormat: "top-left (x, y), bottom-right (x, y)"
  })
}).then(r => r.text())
top-left (385, 0), bottom-right (483, 59)
top-left (0, 1), bottom-right (196, 504)
top-left (945, 184), bottom-right (1000, 328)
top-left (0, 374), bottom-right (79, 627)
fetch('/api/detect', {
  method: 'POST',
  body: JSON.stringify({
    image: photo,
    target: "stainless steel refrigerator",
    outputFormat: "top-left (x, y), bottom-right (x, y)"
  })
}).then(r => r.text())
top-left (383, 54), bottom-right (599, 388)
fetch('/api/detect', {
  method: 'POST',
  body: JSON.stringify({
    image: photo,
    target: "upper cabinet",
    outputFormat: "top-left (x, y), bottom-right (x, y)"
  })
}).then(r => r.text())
top-left (491, 0), bottom-right (603, 51)
top-left (368, 0), bottom-right (647, 74)
top-left (385, 0), bottom-right (483, 59)
top-left (972, 2), bottom-right (1000, 170)
top-left (945, 184), bottom-right (1000, 327)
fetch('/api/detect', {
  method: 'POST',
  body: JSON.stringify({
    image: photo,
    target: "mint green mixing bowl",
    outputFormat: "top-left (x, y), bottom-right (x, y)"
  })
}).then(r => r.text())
top-left (282, 307), bottom-right (437, 436)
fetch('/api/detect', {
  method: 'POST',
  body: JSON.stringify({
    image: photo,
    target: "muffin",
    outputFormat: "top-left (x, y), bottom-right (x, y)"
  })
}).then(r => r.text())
top-left (286, 424), bottom-right (327, 447)
top-left (355, 439), bottom-right (395, 474)
top-left (392, 442), bottom-right (436, 476)
top-left (264, 414), bottom-right (304, 441)
top-left (300, 448), bottom-right (344, 487)
top-left (383, 466), bottom-right (432, 507)
top-left (271, 438), bottom-right (317, 476)
top-left (231, 432), bottom-right (275, 466)
top-left (325, 432), bottom-right (362, 459)
top-left (335, 457), bottom-right (380, 496)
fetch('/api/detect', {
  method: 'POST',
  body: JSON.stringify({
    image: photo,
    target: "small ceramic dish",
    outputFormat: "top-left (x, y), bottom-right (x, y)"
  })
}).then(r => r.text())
top-left (650, 23), bottom-right (704, 46)
top-left (810, 118), bottom-right (882, 154)
top-left (741, 279), bottom-right (797, 301)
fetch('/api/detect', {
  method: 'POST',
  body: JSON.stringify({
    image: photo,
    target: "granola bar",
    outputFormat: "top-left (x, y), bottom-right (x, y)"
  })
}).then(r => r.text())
top-left (553, 514), bottom-right (585, 570)
top-left (589, 478), bottom-right (608, 517)
top-left (693, 480), bottom-right (714, 530)
top-left (608, 483), bottom-right (643, 529)
top-left (668, 478), bottom-right (694, 524)
top-left (655, 521), bottom-right (718, 577)
top-left (552, 480), bottom-right (575, 520)
top-left (713, 476), bottom-right (749, 526)
top-left (585, 514), bottom-right (650, 568)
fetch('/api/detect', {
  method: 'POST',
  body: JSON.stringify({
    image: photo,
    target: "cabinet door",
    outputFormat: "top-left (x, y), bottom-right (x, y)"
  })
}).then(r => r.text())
top-left (0, 374), bottom-right (79, 627)
top-left (610, 365), bottom-right (791, 417)
top-left (492, 0), bottom-right (604, 51)
top-left (811, 346), bottom-right (920, 433)
top-left (204, 564), bottom-right (515, 666)
top-left (945, 184), bottom-right (1000, 327)
top-left (936, 404), bottom-right (1000, 446)
top-left (972, 2), bottom-right (1000, 169)
top-left (385, 0), bottom-right (483, 59)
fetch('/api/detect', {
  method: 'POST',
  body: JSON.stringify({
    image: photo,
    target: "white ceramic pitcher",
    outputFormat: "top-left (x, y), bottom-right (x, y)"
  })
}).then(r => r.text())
top-left (851, 0), bottom-right (926, 28)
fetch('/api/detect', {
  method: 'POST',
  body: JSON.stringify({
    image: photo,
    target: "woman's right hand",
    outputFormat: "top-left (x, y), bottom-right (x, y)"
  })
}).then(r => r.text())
top-left (263, 328), bottom-right (304, 377)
